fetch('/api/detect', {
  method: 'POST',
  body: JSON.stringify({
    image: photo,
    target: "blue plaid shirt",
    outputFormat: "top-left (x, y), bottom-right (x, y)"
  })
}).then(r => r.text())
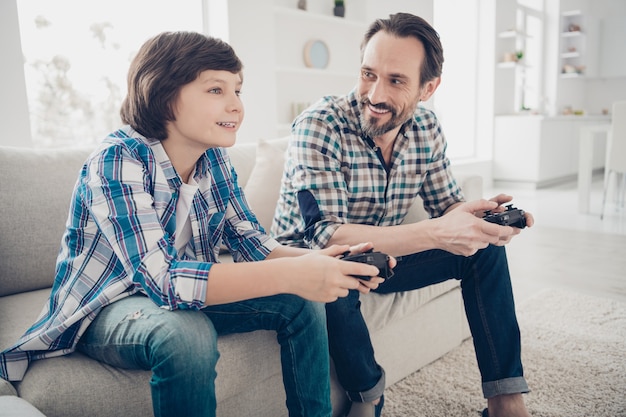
top-left (1, 126), bottom-right (278, 381)
top-left (271, 90), bottom-right (464, 249)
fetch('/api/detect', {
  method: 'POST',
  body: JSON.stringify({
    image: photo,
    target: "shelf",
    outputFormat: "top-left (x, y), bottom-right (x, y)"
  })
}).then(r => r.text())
top-left (561, 9), bottom-right (582, 17)
top-left (273, 6), bottom-right (365, 28)
top-left (494, 4), bottom-right (535, 115)
top-left (498, 30), bottom-right (531, 39)
top-left (560, 72), bottom-right (585, 78)
top-left (561, 31), bottom-right (584, 37)
top-left (559, 10), bottom-right (586, 80)
top-left (497, 61), bottom-right (530, 69)
top-left (275, 66), bottom-right (355, 79)
top-left (272, 4), bottom-right (365, 130)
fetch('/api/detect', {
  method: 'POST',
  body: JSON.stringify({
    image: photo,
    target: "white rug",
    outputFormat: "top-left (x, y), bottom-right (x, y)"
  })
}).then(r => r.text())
top-left (383, 288), bottom-right (626, 417)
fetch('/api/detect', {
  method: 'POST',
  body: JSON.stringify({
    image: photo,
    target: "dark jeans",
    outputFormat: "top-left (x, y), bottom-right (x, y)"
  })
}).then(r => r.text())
top-left (326, 244), bottom-right (529, 401)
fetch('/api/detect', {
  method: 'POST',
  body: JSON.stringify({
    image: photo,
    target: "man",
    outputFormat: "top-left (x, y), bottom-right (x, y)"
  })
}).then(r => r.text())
top-left (272, 12), bottom-right (534, 417)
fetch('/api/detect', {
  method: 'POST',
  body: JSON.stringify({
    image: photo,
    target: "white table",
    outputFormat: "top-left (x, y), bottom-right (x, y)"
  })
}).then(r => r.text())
top-left (578, 123), bottom-right (611, 213)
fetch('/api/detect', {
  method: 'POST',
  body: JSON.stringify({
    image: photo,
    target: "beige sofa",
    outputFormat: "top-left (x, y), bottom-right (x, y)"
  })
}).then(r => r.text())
top-left (0, 136), bottom-right (476, 417)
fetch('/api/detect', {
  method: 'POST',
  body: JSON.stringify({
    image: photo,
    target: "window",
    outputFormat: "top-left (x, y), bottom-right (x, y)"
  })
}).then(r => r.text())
top-left (16, 0), bottom-right (202, 148)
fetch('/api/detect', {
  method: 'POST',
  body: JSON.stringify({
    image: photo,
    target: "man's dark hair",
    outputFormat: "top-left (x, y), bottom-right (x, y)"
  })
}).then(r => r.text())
top-left (120, 31), bottom-right (243, 140)
top-left (361, 13), bottom-right (444, 85)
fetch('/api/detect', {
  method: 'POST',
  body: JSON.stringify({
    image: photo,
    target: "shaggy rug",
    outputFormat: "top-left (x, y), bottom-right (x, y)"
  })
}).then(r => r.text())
top-left (383, 288), bottom-right (626, 416)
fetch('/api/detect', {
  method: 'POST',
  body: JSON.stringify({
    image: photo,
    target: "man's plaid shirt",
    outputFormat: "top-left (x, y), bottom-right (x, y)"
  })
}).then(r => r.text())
top-left (271, 89), bottom-right (465, 249)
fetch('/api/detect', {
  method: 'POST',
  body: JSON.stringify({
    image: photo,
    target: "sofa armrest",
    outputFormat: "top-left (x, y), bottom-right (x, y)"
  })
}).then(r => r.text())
top-left (0, 396), bottom-right (47, 416)
top-left (0, 378), bottom-right (17, 396)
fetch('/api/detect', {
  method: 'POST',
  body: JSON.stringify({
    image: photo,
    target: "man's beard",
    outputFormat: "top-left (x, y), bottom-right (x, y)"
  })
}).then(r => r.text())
top-left (358, 98), bottom-right (412, 138)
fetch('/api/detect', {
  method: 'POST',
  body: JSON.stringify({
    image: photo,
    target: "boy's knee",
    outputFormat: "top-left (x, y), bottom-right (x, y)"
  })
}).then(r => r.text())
top-left (301, 298), bottom-right (326, 324)
top-left (150, 310), bottom-right (218, 364)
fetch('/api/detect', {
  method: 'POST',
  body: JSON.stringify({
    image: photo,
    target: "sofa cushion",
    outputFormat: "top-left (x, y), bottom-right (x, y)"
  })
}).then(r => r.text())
top-left (0, 146), bottom-right (94, 296)
top-left (0, 378), bottom-right (17, 397)
top-left (224, 140), bottom-right (257, 187)
top-left (1, 288), bottom-right (287, 417)
top-left (242, 137), bottom-right (290, 231)
top-left (361, 280), bottom-right (460, 332)
top-left (1, 286), bottom-right (286, 416)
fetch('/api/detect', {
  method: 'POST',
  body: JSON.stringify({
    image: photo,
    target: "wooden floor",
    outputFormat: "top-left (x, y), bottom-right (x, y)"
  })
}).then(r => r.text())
top-left (487, 177), bottom-right (626, 303)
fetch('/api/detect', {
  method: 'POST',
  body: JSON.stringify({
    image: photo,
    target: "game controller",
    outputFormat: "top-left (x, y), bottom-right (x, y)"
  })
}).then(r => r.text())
top-left (483, 204), bottom-right (527, 229)
top-left (341, 249), bottom-right (394, 280)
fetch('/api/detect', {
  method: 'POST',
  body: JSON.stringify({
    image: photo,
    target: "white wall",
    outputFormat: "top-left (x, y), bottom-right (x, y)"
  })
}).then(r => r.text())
top-left (216, 1), bottom-right (277, 143)
top-left (584, 0), bottom-right (626, 113)
top-left (0, 0), bottom-right (32, 147)
top-left (5, 0), bottom-right (623, 153)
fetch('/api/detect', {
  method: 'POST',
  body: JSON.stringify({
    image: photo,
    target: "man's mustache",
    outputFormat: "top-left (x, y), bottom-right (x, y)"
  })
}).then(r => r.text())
top-left (360, 98), bottom-right (394, 114)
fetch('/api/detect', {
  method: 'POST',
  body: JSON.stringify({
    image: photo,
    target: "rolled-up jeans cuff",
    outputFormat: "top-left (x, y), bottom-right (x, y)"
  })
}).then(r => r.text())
top-left (482, 376), bottom-right (530, 398)
top-left (346, 368), bottom-right (386, 403)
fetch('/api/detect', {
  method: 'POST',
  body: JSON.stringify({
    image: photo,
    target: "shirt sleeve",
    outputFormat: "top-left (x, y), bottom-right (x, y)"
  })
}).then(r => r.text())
top-left (288, 115), bottom-right (348, 249)
top-left (85, 144), bottom-right (210, 310)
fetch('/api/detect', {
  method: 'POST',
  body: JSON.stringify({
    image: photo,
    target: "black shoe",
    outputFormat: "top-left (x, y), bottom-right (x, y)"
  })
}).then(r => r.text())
top-left (344, 395), bottom-right (385, 417)
top-left (375, 395), bottom-right (384, 417)
top-left (482, 408), bottom-right (489, 417)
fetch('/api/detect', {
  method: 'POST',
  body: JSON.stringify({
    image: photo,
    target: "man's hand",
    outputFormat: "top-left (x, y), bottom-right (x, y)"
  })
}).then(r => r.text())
top-left (483, 194), bottom-right (535, 229)
top-left (432, 199), bottom-right (524, 257)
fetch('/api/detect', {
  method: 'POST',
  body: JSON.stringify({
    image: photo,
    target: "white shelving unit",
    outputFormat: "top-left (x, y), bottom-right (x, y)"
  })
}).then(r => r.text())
top-left (220, 0), bottom-right (369, 142)
top-left (495, 27), bottom-right (532, 113)
top-left (496, 29), bottom-right (530, 65)
top-left (559, 10), bottom-right (586, 77)
top-left (272, 5), bottom-right (366, 135)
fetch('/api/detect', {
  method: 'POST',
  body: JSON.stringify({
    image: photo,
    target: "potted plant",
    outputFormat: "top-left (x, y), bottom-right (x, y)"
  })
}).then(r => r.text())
top-left (333, 0), bottom-right (345, 17)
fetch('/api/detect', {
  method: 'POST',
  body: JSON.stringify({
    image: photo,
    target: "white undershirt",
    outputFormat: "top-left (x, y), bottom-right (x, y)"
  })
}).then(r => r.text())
top-left (174, 177), bottom-right (199, 256)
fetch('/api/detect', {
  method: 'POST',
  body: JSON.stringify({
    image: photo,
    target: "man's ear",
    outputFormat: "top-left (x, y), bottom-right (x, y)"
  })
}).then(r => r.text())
top-left (419, 77), bottom-right (441, 102)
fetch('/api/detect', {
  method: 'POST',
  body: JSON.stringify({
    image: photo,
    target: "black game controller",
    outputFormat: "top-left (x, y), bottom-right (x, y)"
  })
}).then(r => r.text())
top-left (341, 249), bottom-right (394, 280)
top-left (483, 204), bottom-right (527, 229)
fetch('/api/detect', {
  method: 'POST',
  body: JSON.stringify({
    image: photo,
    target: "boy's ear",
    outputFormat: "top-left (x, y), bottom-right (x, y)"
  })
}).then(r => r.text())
top-left (419, 77), bottom-right (441, 102)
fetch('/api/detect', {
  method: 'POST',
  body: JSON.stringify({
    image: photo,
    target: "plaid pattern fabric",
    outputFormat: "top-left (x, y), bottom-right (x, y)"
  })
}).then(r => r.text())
top-left (271, 90), bottom-right (464, 249)
top-left (1, 126), bottom-right (278, 381)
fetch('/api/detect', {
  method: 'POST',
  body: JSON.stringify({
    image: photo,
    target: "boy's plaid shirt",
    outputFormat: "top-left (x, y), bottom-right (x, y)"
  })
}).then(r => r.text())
top-left (1, 127), bottom-right (278, 381)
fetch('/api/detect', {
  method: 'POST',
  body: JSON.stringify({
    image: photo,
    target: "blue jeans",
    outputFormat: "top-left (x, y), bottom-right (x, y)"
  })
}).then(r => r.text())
top-left (77, 294), bottom-right (331, 417)
top-left (326, 244), bottom-right (529, 402)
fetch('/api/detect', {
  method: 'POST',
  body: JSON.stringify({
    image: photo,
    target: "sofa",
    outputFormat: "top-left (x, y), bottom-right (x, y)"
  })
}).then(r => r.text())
top-left (0, 136), bottom-right (478, 417)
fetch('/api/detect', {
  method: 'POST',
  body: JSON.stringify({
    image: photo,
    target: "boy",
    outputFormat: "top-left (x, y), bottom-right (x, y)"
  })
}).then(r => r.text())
top-left (0, 31), bottom-right (388, 417)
